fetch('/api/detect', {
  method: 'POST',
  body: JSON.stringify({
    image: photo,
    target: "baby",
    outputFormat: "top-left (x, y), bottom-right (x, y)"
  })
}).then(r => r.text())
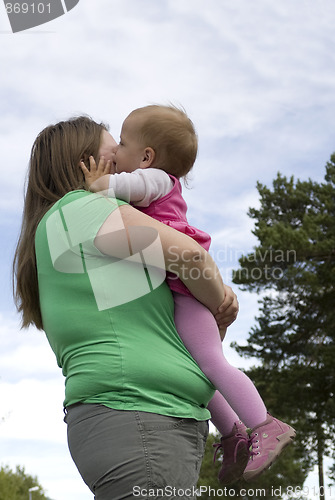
top-left (81, 105), bottom-right (295, 484)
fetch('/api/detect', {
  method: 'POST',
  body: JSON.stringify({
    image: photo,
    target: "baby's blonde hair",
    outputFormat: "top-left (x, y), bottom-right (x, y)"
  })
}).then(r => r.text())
top-left (127, 104), bottom-right (198, 178)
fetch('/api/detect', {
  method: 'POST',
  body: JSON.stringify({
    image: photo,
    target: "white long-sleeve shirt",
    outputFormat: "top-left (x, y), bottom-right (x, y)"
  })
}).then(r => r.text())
top-left (108, 168), bottom-right (173, 207)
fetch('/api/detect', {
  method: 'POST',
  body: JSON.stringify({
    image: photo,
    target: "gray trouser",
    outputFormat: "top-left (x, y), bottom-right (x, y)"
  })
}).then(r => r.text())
top-left (64, 403), bottom-right (208, 500)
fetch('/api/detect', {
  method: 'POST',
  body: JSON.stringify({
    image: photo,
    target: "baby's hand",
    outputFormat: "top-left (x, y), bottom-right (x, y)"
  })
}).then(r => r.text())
top-left (80, 156), bottom-right (111, 191)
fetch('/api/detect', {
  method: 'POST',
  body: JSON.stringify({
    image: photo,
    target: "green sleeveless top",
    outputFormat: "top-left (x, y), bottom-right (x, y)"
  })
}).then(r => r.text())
top-left (35, 190), bottom-right (214, 420)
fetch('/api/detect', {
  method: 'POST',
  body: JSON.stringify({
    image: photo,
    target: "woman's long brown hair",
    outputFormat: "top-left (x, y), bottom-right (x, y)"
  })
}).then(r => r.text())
top-left (13, 116), bottom-right (108, 330)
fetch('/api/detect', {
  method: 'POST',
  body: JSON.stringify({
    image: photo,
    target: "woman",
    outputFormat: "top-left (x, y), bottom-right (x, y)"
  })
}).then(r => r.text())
top-left (13, 116), bottom-right (238, 500)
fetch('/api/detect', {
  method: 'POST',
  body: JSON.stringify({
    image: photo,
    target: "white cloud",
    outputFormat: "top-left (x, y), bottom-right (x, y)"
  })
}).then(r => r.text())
top-left (0, 379), bottom-right (64, 441)
top-left (0, 316), bottom-right (60, 381)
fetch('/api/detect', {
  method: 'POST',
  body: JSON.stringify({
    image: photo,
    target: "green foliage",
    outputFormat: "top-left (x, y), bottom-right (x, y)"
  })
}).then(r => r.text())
top-left (232, 157), bottom-right (335, 487)
top-left (0, 465), bottom-right (49, 500)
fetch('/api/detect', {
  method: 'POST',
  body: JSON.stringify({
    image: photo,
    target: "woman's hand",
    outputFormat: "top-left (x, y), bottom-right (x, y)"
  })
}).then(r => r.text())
top-left (80, 156), bottom-right (112, 191)
top-left (218, 326), bottom-right (227, 341)
top-left (215, 284), bottom-right (239, 336)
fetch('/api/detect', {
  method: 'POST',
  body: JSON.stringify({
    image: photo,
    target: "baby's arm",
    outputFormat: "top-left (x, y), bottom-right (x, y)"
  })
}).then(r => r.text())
top-left (81, 156), bottom-right (173, 206)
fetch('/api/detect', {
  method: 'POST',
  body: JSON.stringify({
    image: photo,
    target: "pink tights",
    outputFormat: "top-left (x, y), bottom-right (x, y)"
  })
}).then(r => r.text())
top-left (173, 292), bottom-right (267, 436)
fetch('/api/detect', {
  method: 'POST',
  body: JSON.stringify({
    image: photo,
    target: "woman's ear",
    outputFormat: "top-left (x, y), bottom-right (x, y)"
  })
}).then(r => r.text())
top-left (140, 147), bottom-right (155, 168)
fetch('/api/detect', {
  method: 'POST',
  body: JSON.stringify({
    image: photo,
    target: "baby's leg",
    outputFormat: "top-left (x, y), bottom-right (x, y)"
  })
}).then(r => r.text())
top-left (207, 391), bottom-right (240, 436)
top-left (173, 292), bottom-right (267, 430)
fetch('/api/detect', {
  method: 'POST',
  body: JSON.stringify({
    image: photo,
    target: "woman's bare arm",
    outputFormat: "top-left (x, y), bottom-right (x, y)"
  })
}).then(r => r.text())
top-left (94, 203), bottom-right (238, 327)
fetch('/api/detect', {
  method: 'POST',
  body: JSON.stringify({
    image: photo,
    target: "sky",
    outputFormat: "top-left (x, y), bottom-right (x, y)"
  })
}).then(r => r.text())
top-left (0, 1), bottom-right (335, 499)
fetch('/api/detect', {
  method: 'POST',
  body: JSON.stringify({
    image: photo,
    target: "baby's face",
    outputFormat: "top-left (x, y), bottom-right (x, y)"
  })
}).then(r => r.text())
top-left (114, 117), bottom-right (145, 173)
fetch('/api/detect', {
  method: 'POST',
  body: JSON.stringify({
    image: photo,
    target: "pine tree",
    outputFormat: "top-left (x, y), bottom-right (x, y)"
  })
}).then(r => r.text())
top-left (232, 156), bottom-right (335, 497)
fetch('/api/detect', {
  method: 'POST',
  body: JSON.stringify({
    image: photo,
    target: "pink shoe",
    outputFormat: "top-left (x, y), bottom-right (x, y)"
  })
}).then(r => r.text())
top-left (213, 421), bottom-right (250, 485)
top-left (243, 413), bottom-right (296, 481)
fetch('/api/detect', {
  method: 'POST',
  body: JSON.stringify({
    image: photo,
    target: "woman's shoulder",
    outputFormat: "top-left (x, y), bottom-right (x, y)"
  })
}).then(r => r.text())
top-left (58, 189), bottom-right (91, 205)
top-left (38, 190), bottom-right (127, 231)
top-left (56, 190), bottom-right (127, 211)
